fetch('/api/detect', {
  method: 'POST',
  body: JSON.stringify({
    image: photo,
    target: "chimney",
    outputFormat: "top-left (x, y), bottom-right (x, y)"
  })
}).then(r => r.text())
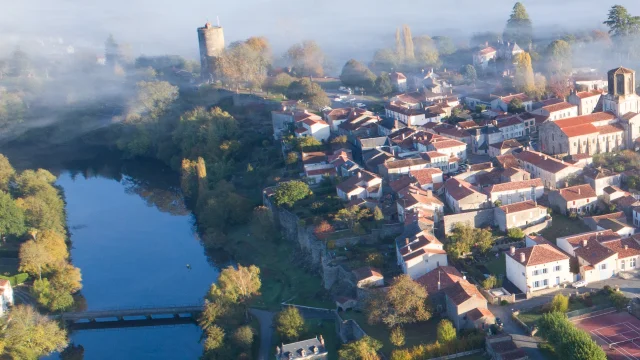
top-left (426, 190), bottom-right (433, 197)
top-left (405, 238), bottom-right (409, 245)
top-left (582, 239), bottom-right (588, 247)
top-left (357, 172), bottom-right (361, 179)
top-left (463, 275), bottom-right (466, 280)
top-left (490, 163), bottom-right (493, 168)
top-left (625, 244), bottom-right (629, 250)
top-left (485, 41), bottom-right (489, 47)
top-left (578, 188), bottom-right (581, 195)
top-left (459, 183), bottom-right (462, 188)
top-left (319, 335), bottom-right (325, 346)
top-left (520, 252), bottom-right (526, 263)
top-left (394, 119), bottom-right (399, 129)
top-left (510, 246), bottom-right (515, 255)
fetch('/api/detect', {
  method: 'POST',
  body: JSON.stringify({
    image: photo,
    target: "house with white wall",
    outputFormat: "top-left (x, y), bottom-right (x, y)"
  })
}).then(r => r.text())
top-left (396, 230), bottom-right (448, 280)
top-left (397, 185), bottom-right (445, 223)
top-left (485, 178), bottom-right (544, 205)
top-left (531, 101), bottom-right (578, 121)
top-left (582, 167), bottom-right (621, 196)
top-left (505, 244), bottom-right (571, 295)
top-left (515, 150), bottom-right (582, 189)
top-left (336, 170), bottom-right (382, 201)
top-left (494, 201), bottom-right (549, 232)
top-left (548, 184), bottom-right (597, 215)
top-left (0, 280), bottom-right (13, 317)
top-left (490, 93), bottom-right (533, 112)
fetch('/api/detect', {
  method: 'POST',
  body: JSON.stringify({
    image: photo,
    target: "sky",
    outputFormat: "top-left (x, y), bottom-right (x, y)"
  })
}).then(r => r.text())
top-left (3, 0), bottom-right (640, 64)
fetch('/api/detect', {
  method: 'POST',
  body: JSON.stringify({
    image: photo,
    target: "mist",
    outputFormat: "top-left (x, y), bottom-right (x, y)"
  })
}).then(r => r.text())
top-left (4, 0), bottom-right (640, 64)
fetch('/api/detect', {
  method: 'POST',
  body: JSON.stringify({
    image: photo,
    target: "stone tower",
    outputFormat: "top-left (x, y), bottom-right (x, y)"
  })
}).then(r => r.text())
top-left (604, 67), bottom-right (640, 116)
top-left (197, 22), bottom-right (225, 82)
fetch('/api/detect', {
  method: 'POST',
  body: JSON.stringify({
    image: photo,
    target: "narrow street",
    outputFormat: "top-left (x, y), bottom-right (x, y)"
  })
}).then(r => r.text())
top-left (249, 308), bottom-right (275, 360)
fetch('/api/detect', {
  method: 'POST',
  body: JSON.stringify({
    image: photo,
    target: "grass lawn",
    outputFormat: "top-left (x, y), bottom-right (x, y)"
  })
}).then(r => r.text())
top-left (485, 253), bottom-right (506, 278)
top-left (539, 214), bottom-right (591, 243)
top-left (517, 291), bottom-right (612, 327)
top-left (339, 311), bottom-right (439, 355)
top-left (272, 319), bottom-right (339, 360)
top-left (227, 225), bottom-right (334, 310)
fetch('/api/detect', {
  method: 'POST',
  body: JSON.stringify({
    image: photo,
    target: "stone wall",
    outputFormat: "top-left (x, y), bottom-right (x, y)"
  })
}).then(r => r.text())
top-left (443, 209), bottom-right (495, 235)
top-left (335, 312), bottom-right (367, 343)
top-left (522, 218), bottom-right (552, 235)
top-left (329, 223), bottom-right (404, 247)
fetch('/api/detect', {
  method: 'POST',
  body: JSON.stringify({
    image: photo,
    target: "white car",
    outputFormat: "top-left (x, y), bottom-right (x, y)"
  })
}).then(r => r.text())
top-left (356, 103), bottom-right (366, 108)
top-left (572, 280), bottom-right (587, 288)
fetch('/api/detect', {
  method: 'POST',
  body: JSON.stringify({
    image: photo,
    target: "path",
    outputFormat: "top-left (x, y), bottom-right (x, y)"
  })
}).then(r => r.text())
top-left (250, 308), bottom-right (275, 360)
top-left (489, 303), bottom-right (546, 360)
top-left (13, 286), bottom-right (36, 307)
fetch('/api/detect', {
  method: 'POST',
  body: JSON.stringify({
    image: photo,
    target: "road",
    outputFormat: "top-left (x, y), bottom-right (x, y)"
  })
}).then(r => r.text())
top-left (250, 308), bottom-right (275, 360)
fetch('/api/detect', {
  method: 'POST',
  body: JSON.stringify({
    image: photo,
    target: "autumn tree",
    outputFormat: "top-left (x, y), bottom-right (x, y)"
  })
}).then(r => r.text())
top-left (267, 73), bottom-right (295, 94)
top-left (508, 98), bottom-right (525, 113)
top-left (232, 326), bottom-right (254, 350)
top-left (211, 265), bottom-right (261, 305)
top-left (395, 28), bottom-right (405, 61)
top-left (433, 36), bottom-right (456, 56)
top-left (285, 40), bottom-right (326, 77)
top-left (373, 206), bottom-right (384, 222)
top-left (374, 72), bottom-right (393, 96)
top-left (275, 306), bottom-right (305, 341)
top-left (367, 275), bottom-right (431, 328)
top-left (0, 154), bottom-right (15, 191)
top-left (273, 180), bottom-right (311, 207)
top-left (413, 36), bottom-right (439, 66)
top-left (436, 319), bottom-right (457, 343)
top-left (546, 40), bottom-right (572, 76)
top-left (402, 25), bottom-right (415, 61)
top-left (549, 75), bottom-right (571, 98)
top-left (314, 220), bottom-right (335, 239)
top-left (390, 326), bottom-right (405, 347)
top-left (532, 73), bottom-right (548, 99)
top-left (550, 294), bottom-right (569, 313)
top-left (335, 205), bottom-right (371, 230)
top-left (482, 275), bottom-right (498, 290)
top-left (19, 230), bottom-right (69, 280)
top-left (340, 59), bottom-right (377, 91)
top-left (514, 52), bottom-right (535, 93)
top-left (504, 2), bottom-right (533, 46)
top-left (2, 305), bottom-right (68, 359)
top-left (338, 336), bottom-right (382, 360)
top-left (217, 40), bottom-right (270, 91)
top-left (370, 49), bottom-right (399, 73)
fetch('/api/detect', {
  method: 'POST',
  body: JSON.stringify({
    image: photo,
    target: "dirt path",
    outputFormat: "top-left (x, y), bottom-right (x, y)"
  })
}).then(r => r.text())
top-left (250, 308), bottom-right (275, 360)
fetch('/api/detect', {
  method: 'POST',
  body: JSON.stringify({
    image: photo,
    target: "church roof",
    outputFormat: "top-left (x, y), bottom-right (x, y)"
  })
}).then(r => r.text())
top-left (608, 67), bottom-right (635, 75)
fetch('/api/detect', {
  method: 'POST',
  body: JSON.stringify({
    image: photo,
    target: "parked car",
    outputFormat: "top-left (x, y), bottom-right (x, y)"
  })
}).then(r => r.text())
top-left (356, 103), bottom-right (366, 108)
top-left (572, 280), bottom-right (587, 288)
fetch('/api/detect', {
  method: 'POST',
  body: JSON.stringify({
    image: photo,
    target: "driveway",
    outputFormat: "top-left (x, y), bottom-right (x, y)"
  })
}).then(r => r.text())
top-left (249, 308), bottom-right (275, 360)
top-left (489, 303), bottom-right (546, 360)
top-left (584, 273), bottom-right (640, 299)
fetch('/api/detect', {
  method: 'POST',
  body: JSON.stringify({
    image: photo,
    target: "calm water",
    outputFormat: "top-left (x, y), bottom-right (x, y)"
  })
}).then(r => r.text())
top-left (45, 168), bottom-right (220, 359)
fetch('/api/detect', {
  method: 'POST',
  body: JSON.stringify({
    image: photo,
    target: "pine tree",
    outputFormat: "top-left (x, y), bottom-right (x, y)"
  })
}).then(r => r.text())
top-left (402, 25), bottom-right (415, 61)
top-left (504, 2), bottom-right (533, 46)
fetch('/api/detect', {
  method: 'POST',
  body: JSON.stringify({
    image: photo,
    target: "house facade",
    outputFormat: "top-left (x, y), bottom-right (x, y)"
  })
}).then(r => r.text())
top-left (567, 89), bottom-right (602, 116)
top-left (494, 201), bottom-right (549, 232)
top-left (485, 178), bottom-right (544, 205)
top-left (531, 101), bottom-right (578, 121)
top-left (336, 170), bottom-right (382, 201)
top-left (444, 280), bottom-right (492, 330)
top-left (514, 150), bottom-right (582, 189)
top-left (505, 244), bottom-right (571, 294)
top-left (548, 184), bottom-right (597, 215)
top-left (396, 230), bottom-right (448, 279)
top-left (443, 178), bottom-right (489, 213)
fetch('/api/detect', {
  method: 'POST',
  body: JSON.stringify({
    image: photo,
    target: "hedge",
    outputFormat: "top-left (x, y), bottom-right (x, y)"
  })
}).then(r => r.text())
top-left (0, 273), bottom-right (29, 286)
top-left (538, 312), bottom-right (606, 360)
top-left (391, 332), bottom-right (485, 360)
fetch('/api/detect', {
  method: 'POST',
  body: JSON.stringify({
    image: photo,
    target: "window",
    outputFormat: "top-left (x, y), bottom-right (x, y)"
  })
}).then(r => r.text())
top-left (543, 279), bottom-right (549, 286)
top-left (532, 270), bottom-right (540, 276)
top-left (632, 258), bottom-right (637, 268)
top-left (554, 265), bottom-right (561, 271)
top-left (542, 268), bottom-right (548, 274)
top-left (601, 263), bottom-right (607, 270)
top-left (533, 281), bottom-right (540, 288)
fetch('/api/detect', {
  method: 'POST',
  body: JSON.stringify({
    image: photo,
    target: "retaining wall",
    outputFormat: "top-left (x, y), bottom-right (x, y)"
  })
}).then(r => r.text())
top-left (443, 209), bottom-right (495, 235)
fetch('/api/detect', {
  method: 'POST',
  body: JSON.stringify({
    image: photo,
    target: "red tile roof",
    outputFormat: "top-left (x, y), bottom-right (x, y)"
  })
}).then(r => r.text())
top-left (498, 200), bottom-right (544, 214)
top-left (415, 266), bottom-right (463, 293)
top-left (574, 239), bottom-right (617, 265)
top-left (506, 244), bottom-right (569, 266)
top-left (467, 307), bottom-right (495, 321)
top-left (496, 116), bottom-right (524, 128)
top-left (598, 124), bottom-right (624, 135)
top-left (542, 102), bottom-right (576, 113)
top-left (575, 90), bottom-right (603, 99)
top-left (390, 176), bottom-right (414, 193)
top-left (603, 238), bottom-right (640, 259)
top-left (515, 150), bottom-right (572, 174)
top-left (562, 123), bottom-right (599, 137)
top-left (430, 139), bottom-right (466, 150)
top-left (561, 230), bottom-right (621, 248)
top-left (554, 112), bottom-right (616, 129)
top-left (444, 178), bottom-right (484, 201)
top-left (390, 72), bottom-right (406, 81)
top-left (557, 184), bottom-right (596, 201)
top-left (410, 168), bottom-right (443, 185)
top-left (444, 280), bottom-right (485, 306)
top-left (352, 267), bottom-right (383, 281)
top-left (477, 47), bottom-right (497, 56)
top-left (486, 178), bottom-right (543, 194)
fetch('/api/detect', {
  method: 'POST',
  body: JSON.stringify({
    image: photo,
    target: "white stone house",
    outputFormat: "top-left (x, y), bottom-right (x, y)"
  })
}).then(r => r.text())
top-left (567, 90), bottom-right (602, 116)
top-left (548, 184), bottom-right (597, 215)
top-left (390, 72), bottom-right (408, 92)
top-left (531, 101), bottom-right (578, 121)
top-left (582, 167), bottom-right (621, 196)
top-left (396, 230), bottom-right (448, 280)
top-left (494, 200), bottom-right (549, 232)
top-left (485, 178), bottom-right (544, 205)
top-left (514, 150), bottom-right (582, 189)
top-left (336, 170), bottom-right (382, 201)
top-left (396, 185), bottom-right (445, 223)
top-left (295, 118), bottom-right (331, 142)
top-left (473, 47), bottom-right (497, 70)
top-left (495, 116), bottom-right (525, 142)
top-left (427, 138), bottom-right (468, 162)
top-left (490, 93), bottom-right (533, 112)
top-left (505, 245), bottom-right (571, 295)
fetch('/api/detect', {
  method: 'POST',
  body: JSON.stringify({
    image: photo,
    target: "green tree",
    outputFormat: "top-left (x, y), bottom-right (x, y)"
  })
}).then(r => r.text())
top-left (504, 2), bottom-right (533, 46)
top-left (211, 265), bottom-right (261, 305)
top-left (367, 275), bottom-right (431, 328)
top-left (374, 72), bottom-right (393, 96)
top-left (340, 59), bottom-right (377, 91)
top-left (507, 227), bottom-right (525, 239)
top-left (514, 52), bottom-right (535, 93)
top-left (2, 305), bottom-right (68, 359)
top-left (373, 206), bottom-right (384, 222)
top-left (285, 40), bottom-right (326, 77)
top-left (370, 49), bottom-right (399, 73)
top-left (275, 306), bottom-right (305, 341)
top-left (436, 319), bottom-right (457, 344)
top-left (286, 152), bottom-right (299, 166)
top-left (203, 325), bottom-right (225, 352)
top-left (482, 275), bottom-right (498, 290)
top-left (390, 326), bottom-right (405, 347)
top-left (60, 343), bottom-right (84, 360)
top-left (475, 228), bottom-right (494, 254)
top-left (550, 294), bottom-right (569, 313)
top-left (268, 73), bottom-right (295, 94)
top-left (273, 180), bottom-right (310, 207)
top-left (286, 78), bottom-right (330, 109)
top-left (414, 36), bottom-right (439, 66)
top-left (609, 290), bottom-right (628, 310)
top-left (232, 325), bottom-right (254, 350)
top-left (338, 336), bottom-right (382, 360)
top-left (604, 5), bottom-right (640, 39)
top-left (0, 191), bottom-right (25, 239)
top-left (335, 205), bottom-right (371, 230)
top-left (0, 154), bottom-right (15, 191)
top-left (461, 64), bottom-right (477, 84)
top-left (127, 81), bottom-right (179, 120)
top-left (546, 40), bottom-right (572, 75)
top-left (433, 36), bottom-right (456, 56)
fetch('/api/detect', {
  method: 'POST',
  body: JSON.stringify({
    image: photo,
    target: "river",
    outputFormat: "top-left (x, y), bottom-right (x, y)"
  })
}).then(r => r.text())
top-left (43, 159), bottom-right (221, 359)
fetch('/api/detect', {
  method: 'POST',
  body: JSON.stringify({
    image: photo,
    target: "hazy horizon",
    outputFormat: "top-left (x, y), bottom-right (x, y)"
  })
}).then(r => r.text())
top-left (3, 1), bottom-right (640, 66)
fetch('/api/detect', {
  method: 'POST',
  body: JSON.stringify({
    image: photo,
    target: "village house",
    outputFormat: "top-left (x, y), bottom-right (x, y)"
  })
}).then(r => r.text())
top-left (574, 73), bottom-right (608, 92)
top-left (548, 184), bottom-right (597, 215)
top-left (505, 244), bottom-right (571, 295)
top-left (444, 279), bottom-right (494, 330)
top-left (443, 178), bottom-right (489, 213)
top-left (337, 110), bottom-right (381, 144)
top-left (531, 101), bottom-right (578, 121)
top-left (336, 170), bottom-right (382, 201)
top-left (488, 139), bottom-right (523, 157)
top-left (379, 158), bottom-right (430, 180)
top-left (421, 151), bottom-right (460, 174)
top-left (495, 116), bottom-right (526, 143)
top-left (494, 200), bottom-right (549, 232)
top-left (486, 335), bottom-right (528, 360)
top-left (0, 280), bottom-right (13, 317)
top-left (582, 167), bottom-right (621, 196)
top-left (584, 212), bottom-right (634, 237)
top-left (485, 178), bottom-right (544, 205)
top-left (416, 266), bottom-right (465, 311)
top-left (514, 150), bottom-right (582, 189)
top-left (410, 168), bottom-right (444, 190)
top-left (519, 112), bottom-right (549, 134)
top-left (390, 72), bottom-right (407, 92)
top-left (473, 46), bottom-right (497, 70)
top-left (323, 107), bottom-right (352, 132)
top-left (500, 167), bottom-right (531, 183)
top-left (302, 151), bottom-right (335, 184)
top-left (295, 117), bottom-right (331, 142)
top-left (490, 93), bottom-right (533, 112)
top-left (497, 41), bottom-right (524, 61)
top-left (464, 93), bottom-right (493, 110)
top-left (276, 336), bottom-right (328, 360)
top-left (426, 138), bottom-right (467, 162)
top-left (396, 230), bottom-right (448, 279)
top-left (352, 267), bottom-right (384, 288)
top-left (603, 185), bottom-right (629, 204)
top-left (567, 89), bottom-right (603, 116)
top-left (397, 185), bottom-right (445, 223)
top-left (469, 125), bottom-right (503, 154)
top-left (423, 123), bottom-right (472, 146)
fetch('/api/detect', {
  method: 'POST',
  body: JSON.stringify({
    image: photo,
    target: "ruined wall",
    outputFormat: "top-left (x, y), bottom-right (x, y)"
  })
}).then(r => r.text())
top-left (443, 209), bottom-right (495, 235)
top-left (335, 312), bottom-right (367, 343)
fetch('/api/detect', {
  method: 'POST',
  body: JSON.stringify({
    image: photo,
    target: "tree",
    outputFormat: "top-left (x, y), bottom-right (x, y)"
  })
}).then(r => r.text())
top-left (538, 312), bottom-right (607, 360)
top-left (370, 50), bottom-right (399, 73)
top-left (532, 73), bottom-right (548, 99)
top-left (294, 136), bottom-right (322, 151)
top-left (273, 180), bottom-right (310, 207)
top-left (436, 319), bottom-right (457, 344)
top-left (285, 40), bottom-right (325, 77)
top-left (395, 28), bottom-right (405, 61)
top-left (203, 325), bottom-right (225, 352)
top-left (268, 73), bottom-right (295, 94)
top-left (373, 206), bottom-right (384, 222)
top-left (549, 75), bottom-right (571, 98)
top-left (413, 36), bottom-right (439, 66)
top-left (217, 40), bottom-right (269, 90)
top-left (0, 154), bottom-right (15, 191)
top-left (286, 78), bottom-right (330, 109)
top-left (514, 52), bottom-right (535, 93)
top-left (60, 343), bottom-right (84, 360)
top-left (232, 326), bottom-right (254, 350)
top-left (367, 275), bottom-right (431, 328)
top-left (433, 36), bottom-right (456, 56)
top-left (375, 72), bottom-right (393, 96)
top-left (609, 290), bottom-right (628, 310)
top-left (546, 40), bottom-right (572, 76)
top-left (335, 205), bottom-right (371, 230)
top-left (604, 5), bottom-right (640, 39)
top-left (390, 326), bottom-right (405, 347)
top-left (286, 152), bottom-right (299, 166)
top-left (250, 206), bottom-right (276, 241)
top-left (3, 305), bottom-right (68, 359)
top-left (461, 64), bottom-right (477, 84)
top-left (550, 294), bottom-right (569, 313)
top-left (482, 275), bottom-right (498, 290)
top-left (338, 336), bottom-right (382, 360)
top-left (127, 81), bottom-right (178, 121)
top-left (32, 278), bottom-right (74, 312)
top-left (212, 265), bottom-right (261, 305)
top-left (19, 239), bottom-right (53, 280)
top-left (402, 25), bottom-right (415, 61)
top-left (504, 2), bottom-right (533, 46)
top-left (475, 228), bottom-right (494, 254)
top-left (447, 223), bottom-right (493, 257)
top-left (331, 135), bottom-right (348, 145)
top-left (275, 306), bottom-right (305, 341)
top-left (340, 59), bottom-right (377, 91)
top-left (0, 191), bottom-right (25, 239)
top-left (314, 220), bottom-right (335, 238)
top-left (507, 227), bottom-right (525, 239)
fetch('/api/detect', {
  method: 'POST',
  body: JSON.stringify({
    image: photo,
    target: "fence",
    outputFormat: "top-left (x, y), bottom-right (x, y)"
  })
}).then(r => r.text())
top-left (567, 305), bottom-right (616, 319)
top-left (427, 349), bottom-right (483, 360)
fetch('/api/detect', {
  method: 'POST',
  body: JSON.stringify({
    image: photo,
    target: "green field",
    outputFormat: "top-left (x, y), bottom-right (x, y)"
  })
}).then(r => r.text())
top-left (539, 214), bottom-right (591, 243)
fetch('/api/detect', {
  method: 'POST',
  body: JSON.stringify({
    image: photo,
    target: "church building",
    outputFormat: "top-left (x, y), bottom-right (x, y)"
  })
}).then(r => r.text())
top-left (539, 67), bottom-right (640, 156)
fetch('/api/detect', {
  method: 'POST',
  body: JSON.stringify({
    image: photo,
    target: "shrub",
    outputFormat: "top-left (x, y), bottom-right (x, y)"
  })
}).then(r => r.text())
top-left (550, 294), bottom-right (569, 313)
top-left (0, 273), bottom-right (29, 286)
top-left (609, 291), bottom-right (628, 310)
top-left (568, 212), bottom-right (577, 220)
top-left (436, 319), bottom-right (457, 344)
top-left (538, 312), bottom-right (606, 360)
top-left (482, 275), bottom-right (497, 290)
top-left (501, 299), bottom-right (509, 306)
top-left (507, 228), bottom-right (525, 240)
top-left (390, 326), bottom-right (405, 347)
